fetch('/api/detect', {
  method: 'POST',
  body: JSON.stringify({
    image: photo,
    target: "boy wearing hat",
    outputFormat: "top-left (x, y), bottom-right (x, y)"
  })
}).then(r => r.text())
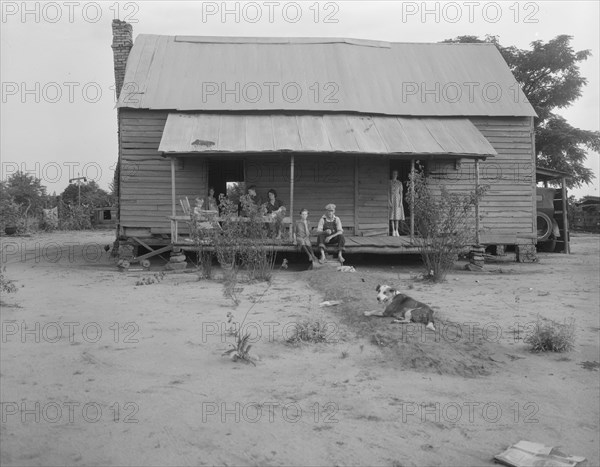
top-left (316, 203), bottom-right (345, 264)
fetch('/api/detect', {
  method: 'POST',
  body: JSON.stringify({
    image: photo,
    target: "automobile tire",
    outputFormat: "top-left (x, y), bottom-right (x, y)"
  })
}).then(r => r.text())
top-left (536, 212), bottom-right (553, 241)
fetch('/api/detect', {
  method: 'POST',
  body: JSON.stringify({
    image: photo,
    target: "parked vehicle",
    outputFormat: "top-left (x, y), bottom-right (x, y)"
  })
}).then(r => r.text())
top-left (536, 187), bottom-right (567, 252)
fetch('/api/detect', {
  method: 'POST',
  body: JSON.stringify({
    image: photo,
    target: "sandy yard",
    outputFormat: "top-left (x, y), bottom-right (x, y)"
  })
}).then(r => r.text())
top-left (0, 231), bottom-right (598, 467)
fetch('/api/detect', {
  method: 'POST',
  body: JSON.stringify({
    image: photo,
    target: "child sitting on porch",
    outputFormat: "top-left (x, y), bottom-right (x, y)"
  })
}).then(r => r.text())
top-left (293, 208), bottom-right (318, 264)
top-left (193, 197), bottom-right (204, 216)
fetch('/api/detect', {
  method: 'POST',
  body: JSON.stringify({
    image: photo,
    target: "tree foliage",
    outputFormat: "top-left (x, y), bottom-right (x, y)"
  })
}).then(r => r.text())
top-left (60, 180), bottom-right (113, 207)
top-left (443, 34), bottom-right (599, 188)
top-left (3, 171), bottom-right (47, 213)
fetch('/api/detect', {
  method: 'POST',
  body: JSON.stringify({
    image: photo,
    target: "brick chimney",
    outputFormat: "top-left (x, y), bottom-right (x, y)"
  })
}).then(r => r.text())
top-left (111, 20), bottom-right (133, 100)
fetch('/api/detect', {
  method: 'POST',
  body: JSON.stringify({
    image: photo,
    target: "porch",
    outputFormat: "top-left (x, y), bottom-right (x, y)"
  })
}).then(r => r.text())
top-left (173, 233), bottom-right (420, 255)
top-left (157, 113), bottom-right (497, 248)
top-left (167, 212), bottom-right (420, 255)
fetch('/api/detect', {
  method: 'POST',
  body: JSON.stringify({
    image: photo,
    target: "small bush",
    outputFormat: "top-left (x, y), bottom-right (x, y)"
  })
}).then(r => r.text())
top-left (286, 319), bottom-right (332, 344)
top-left (409, 166), bottom-right (487, 282)
top-left (1, 268), bottom-right (17, 295)
top-left (190, 191), bottom-right (277, 301)
top-left (524, 317), bottom-right (575, 353)
top-left (222, 332), bottom-right (256, 366)
top-left (0, 197), bottom-right (21, 232)
top-left (58, 203), bottom-right (92, 230)
top-left (135, 272), bottom-right (166, 286)
top-left (222, 265), bottom-right (241, 305)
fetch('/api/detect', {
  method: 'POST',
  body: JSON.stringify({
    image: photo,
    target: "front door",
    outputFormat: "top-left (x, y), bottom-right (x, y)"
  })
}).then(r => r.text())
top-left (389, 160), bottom-right (411, 235)
top-left (207, 159), bottom-right (245, 202)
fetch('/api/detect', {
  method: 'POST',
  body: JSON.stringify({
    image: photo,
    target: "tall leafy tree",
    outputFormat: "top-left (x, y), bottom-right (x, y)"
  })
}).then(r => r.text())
top-left (4, 171), bottom-right (47, 214)
top-left (443, 34), bottom-right (599, 188)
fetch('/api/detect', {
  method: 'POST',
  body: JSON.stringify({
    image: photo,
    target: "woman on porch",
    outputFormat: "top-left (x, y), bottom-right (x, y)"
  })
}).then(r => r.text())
top-left (264, 189), bottom-right (286, 239)
top-left (390, 170), bottom-right (405, 236)
top-left (204, 186), bottom-right (218, 212)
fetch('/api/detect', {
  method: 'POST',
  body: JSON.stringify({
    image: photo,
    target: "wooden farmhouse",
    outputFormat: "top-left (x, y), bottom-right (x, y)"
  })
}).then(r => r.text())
top-left (111, 20), bottom-right (538, 257)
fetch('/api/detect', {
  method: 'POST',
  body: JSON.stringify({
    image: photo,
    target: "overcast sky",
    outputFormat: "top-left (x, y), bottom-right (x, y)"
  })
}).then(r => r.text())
top-left (1, 1), bottom-right (599, 198)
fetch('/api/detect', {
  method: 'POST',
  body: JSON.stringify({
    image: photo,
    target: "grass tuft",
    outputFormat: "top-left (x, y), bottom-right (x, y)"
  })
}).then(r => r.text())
top-left (524, 317), bottom-right (575, 353)
top-left (286, 319), bottom-right (333, 345)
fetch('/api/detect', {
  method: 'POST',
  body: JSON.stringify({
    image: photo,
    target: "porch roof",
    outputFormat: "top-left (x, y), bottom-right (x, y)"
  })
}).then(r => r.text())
top-left (158, 113), bottom-right (497, 158)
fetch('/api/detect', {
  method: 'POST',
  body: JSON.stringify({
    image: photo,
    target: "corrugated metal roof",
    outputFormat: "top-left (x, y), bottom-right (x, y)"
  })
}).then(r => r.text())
top-left (118, 35), bottom-right (536, 117)
top-left (158, 113), bottom-right (497, 157)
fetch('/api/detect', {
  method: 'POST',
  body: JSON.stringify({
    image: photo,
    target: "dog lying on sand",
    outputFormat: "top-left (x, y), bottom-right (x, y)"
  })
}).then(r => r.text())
top-left (363, 284), bottom-right (436, 331)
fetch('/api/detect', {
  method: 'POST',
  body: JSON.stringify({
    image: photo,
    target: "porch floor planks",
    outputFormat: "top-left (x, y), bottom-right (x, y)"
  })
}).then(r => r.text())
top-left (345, 235), bottom-right (414, 248)
top-left (174, 235), bottom-right (419, 254)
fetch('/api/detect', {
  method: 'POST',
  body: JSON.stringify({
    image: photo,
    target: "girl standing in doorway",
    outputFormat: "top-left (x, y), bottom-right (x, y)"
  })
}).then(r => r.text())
top-left (389, 170), bottom-right (405, 236)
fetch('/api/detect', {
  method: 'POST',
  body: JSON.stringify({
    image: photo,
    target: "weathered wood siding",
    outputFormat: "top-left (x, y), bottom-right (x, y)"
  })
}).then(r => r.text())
top-left (119, 110), bottom-right (356, 235)
top-left (119, 109), bottom-right (208, 234)
top-left (357, 157), bottom-right (389, 235)
top-left (427, 117), bottom-right (535, 244)
top-left (245, 154), bottom-right (355, 228)
top-left (119, 111), bottom-right (534, 244)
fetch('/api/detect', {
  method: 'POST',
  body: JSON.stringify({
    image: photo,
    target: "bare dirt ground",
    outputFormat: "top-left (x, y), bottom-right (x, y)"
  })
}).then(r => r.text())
top-left (1, 231), bottom-right (598, 467)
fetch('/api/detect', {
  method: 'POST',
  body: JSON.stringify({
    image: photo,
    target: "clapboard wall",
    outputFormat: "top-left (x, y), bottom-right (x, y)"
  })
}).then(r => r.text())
top-left (426, 116), bottom-right (535, 245)
top-left (118, 110), bottom-right (361, 236)
top-left (119, 109), bottom-right (208, 235)
top-left (118, 110), bottom-right (535, 244)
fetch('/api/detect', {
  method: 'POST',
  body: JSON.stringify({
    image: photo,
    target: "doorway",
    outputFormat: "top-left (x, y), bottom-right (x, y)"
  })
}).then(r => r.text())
top-left (207, 159), bottom-right (245, 203)
top-left (389, 160), bottom-right (412, 235)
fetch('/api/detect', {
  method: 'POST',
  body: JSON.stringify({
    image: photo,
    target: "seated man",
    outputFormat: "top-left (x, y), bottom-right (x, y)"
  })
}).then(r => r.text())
top-left (316, 203), bottom-right (345, 264)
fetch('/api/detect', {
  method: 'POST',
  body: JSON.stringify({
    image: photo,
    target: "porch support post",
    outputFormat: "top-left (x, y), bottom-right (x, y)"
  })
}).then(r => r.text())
top-left (561, 177), bottom-right (570, 254)
top-left (171, 156), bottom-right (176, 216)
top-left (410, 159), bottom-right (415, 240)
top-left (170, 156), bottom-right (177, 243)
top-left (354, 156), bottom-right (359, 235)
top-left (289, 154), bottom-right (295, 242)
top-left (475, 158), bottom-right (481, 245)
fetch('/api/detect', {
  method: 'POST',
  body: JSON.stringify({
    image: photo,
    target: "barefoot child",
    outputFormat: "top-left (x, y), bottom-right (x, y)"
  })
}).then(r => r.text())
top-left (294, 208), bottom-right (318, 264)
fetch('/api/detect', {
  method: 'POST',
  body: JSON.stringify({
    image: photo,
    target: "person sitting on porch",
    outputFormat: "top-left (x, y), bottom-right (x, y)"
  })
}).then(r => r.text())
top-left (264, 189), bottom-right (285, 239)
top-left (294, 208), bottom-right (318, 264)
top-left (316, 204), bottom-right (345, 264)
top-left (238, 185), bottom-right (263, 217)
top-left (193, 197), bottom-right (204, 216)
top-left (205, 186), bottom-right (218, 212)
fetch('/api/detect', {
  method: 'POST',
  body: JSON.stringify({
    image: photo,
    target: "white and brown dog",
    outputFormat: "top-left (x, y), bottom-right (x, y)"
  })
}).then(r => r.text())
top-left (364, 284), bottom-right (436, 331)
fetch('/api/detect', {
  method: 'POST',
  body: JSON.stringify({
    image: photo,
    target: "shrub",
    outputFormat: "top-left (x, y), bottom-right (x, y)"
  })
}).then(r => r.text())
top-left (409, 166), bottom-right (487, 282)
top-left (195, 249), bottom-right (214, 279)
top-left (0, 196), bottom-right (21, 232)
top-left (190, 192), bottom-right (278, 285)
top-left (0, 267), bottom-right (17, 295)
top-left (58, 203), bottom-right (92, 230)
top-left (286, 319), bottom-right (333, 344)
top-left (524, 317), bottom-right (575, 352)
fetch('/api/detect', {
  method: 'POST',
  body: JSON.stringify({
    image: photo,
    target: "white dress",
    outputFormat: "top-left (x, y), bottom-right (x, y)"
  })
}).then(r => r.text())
top-left (390, 179), bottom-right (405, 221)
